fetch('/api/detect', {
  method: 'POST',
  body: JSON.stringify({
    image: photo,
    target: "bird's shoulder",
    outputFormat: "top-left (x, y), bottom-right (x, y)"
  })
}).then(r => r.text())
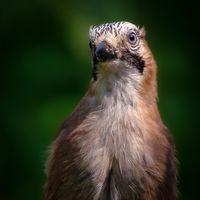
top-left (55, 93), bottom-right (93, 139)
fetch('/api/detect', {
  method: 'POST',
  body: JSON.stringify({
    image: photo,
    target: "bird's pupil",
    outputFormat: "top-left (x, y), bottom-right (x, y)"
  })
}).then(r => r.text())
top-left (129, 33), bottom-right (135, 42)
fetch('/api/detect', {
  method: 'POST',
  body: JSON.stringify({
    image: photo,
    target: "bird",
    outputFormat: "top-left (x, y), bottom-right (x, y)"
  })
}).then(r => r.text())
top-left (44, 21), bottom-right (177, 200)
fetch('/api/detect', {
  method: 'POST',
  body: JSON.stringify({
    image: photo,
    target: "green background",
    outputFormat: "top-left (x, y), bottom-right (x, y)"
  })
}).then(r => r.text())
top-left (1, 0), bottom-right (199, 199)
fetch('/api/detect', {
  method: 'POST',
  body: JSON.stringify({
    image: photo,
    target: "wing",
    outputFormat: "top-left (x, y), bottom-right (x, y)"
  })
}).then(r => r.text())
top-left (156, 127), bottom-right (177, 200)
top-left (44, 92), bottom-right (95, 200)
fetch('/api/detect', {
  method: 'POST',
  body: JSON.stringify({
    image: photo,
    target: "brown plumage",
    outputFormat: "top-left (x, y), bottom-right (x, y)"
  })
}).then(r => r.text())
top-left (44, 21), bottom-right (177, 200)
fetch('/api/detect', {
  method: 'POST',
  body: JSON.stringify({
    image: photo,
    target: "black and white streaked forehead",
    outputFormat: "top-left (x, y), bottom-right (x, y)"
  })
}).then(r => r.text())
top-left (89, 21), bottom-right (139, 41)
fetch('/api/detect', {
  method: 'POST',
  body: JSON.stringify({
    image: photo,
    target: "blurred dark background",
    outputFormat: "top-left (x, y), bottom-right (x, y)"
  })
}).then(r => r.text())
top-left (1, 0), bottom-right (199, 199)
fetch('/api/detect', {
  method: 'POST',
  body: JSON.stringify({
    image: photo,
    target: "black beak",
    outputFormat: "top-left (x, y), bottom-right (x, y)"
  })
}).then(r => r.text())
top-left (95, 41), bottom-right (116, 62)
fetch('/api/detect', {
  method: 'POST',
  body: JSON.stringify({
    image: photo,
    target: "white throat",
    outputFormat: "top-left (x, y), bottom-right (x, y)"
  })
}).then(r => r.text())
top-left (92, 64), bottom-right (143, 108)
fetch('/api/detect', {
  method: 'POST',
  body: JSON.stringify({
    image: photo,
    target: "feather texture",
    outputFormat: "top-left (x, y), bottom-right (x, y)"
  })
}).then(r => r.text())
top-left (44, 21), bottom-right (177, 200)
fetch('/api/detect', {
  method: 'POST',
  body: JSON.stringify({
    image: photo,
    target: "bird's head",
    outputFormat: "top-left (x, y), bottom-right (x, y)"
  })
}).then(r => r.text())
top-left (89, 21), bottom-right (157, 102)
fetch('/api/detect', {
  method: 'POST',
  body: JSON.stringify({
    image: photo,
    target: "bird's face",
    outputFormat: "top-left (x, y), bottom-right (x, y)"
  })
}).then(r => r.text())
top-left (89, 22), bottom-right (148, 81)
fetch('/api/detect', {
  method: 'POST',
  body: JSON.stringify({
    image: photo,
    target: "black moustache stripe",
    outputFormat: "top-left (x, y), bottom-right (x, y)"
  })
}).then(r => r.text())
top-left (92, 56), bottom-right (98, 81)
top-left (121, 51), bottom-right (145, 74)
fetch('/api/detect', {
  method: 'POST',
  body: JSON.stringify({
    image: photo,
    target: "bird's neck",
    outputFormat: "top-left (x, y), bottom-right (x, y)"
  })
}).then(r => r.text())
top-left (89, 69), bottom-right (157, 110)
top-left (85, 68), bottom-right (163, 162)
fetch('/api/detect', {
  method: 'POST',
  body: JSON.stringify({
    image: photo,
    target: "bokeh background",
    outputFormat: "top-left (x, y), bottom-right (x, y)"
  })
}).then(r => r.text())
top-left (1, 0), bottom-right (199, 199)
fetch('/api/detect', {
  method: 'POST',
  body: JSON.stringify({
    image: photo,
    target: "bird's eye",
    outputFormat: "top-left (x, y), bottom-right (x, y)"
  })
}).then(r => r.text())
top-left (128, 31), bottom-right (138, 45)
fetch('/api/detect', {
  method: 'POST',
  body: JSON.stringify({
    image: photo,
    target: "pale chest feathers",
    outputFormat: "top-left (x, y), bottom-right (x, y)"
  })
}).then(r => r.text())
top-left (73, 90), bottom-right (163, 199)
top-left (64, 71), bottom-right (169, 199)
top-left (78, 105), bottom-right (150, 176)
